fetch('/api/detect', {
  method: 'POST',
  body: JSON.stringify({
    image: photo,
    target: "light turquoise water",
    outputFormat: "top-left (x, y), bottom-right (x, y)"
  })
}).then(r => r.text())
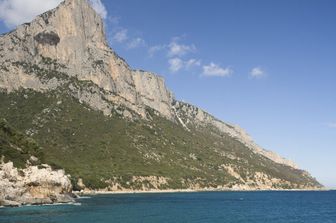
top-left (0, 191), bottom-right (335, 223)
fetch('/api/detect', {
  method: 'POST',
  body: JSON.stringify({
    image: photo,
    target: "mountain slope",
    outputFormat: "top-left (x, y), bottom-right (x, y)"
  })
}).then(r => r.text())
top-left (0, 118), bottom-right (44, 168)
top-left (0, 0), bottom-right (322, 190)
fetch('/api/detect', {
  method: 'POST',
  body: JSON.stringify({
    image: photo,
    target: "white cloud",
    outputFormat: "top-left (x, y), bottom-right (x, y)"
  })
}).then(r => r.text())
top-left (127, 37), bottom-right (146, 49)
top-left (112, 29), bottom-right (128, 43)
top-left (168, 40), bottom-right (196, 57)
top-left (168, 58), bottom-right (201, 73)
top-left (89, 0), bottom-right (107, 20)
top-left (168, 58), bottom-right (184, 72)
top-left (202, 63), bottom-right (233, 77)
top-left (250, 67), bottom-right (266, 79)
top-left (107, 16), bottom-right (145, 51)
top-left (148, 37), bottom-right (199, 73)
top-left (0, 0), bottom-right (62, 28)
top-left (185, 59), bottom-right (201, 69)
top-left (148, 38), bottom-right (197, 58)
top-left (148, 38), bottom-right (199, 71)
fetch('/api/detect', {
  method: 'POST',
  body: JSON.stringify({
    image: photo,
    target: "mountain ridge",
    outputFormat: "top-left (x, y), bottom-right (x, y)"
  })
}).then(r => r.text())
top-left (0, 0), bottom-right (322, 193)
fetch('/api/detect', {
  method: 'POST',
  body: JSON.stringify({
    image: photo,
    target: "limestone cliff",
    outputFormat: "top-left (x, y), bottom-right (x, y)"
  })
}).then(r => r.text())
top-left (0, 0), bottom-right (174, 119)
top-left (0, 0), bottom-right (322, 190)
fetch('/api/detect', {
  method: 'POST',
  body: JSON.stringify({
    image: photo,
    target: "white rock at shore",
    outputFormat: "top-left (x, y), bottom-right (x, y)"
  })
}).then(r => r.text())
top-left (0, 161), bottom-right (74, 207)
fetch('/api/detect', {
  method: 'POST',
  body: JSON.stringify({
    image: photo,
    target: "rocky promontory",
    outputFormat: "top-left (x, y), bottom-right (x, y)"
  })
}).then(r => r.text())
top-left (0, 161), bottom-right (74, 207)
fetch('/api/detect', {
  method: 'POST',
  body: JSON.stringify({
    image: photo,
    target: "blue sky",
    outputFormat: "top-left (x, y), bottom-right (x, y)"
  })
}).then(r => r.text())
top-left (0, 0), bottom-right (335, 188)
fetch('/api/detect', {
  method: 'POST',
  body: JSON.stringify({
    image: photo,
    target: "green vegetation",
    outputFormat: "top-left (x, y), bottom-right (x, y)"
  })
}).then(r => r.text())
top-left (0, 119), bottom-right (44, 168)
top-left (0, 89), bottom-right (322, 189)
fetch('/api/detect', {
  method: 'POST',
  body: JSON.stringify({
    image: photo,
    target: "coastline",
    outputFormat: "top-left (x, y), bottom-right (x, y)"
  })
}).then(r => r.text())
top-left (75, 187), bottom-right (329, 196)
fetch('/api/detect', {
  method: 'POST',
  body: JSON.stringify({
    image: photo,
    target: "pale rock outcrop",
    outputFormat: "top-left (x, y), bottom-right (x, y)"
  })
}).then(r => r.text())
top-left (103, 176), bottom-right (170, 192)
top-left (0, 162), bottom-right (74, 207)
top-left (220, 164), bottom-right (245, 182)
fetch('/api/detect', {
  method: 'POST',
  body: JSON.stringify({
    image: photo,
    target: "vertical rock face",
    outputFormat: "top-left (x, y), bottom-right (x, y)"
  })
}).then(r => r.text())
top-left (0, 0), bottom-right (174, 119)
top-left (0, 0), bottom-right (308, 175)
top-left (133, 70), bottom-right (174, 118)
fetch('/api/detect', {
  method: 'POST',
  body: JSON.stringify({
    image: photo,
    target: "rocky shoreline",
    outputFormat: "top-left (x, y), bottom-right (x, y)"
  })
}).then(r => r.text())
top-left (1, 159), bottom-right (325, 208)
top-left (75, 187), bottom-right (327, 196)
top-left (0, 162), bottom-right (75, 207)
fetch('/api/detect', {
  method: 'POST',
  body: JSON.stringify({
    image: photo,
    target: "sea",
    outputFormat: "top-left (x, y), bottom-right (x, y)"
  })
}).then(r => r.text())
top-left (0, 191), bottom-right (335, 223)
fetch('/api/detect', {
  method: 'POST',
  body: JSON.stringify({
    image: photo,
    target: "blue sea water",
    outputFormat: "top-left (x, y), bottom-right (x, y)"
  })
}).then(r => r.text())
top-left (0, 191), bottom-right (335, 223)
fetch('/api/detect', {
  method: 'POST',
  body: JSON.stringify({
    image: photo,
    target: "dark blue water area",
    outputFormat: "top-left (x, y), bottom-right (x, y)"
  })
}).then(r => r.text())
top-left (1, 191), bottom-right (336, 223)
